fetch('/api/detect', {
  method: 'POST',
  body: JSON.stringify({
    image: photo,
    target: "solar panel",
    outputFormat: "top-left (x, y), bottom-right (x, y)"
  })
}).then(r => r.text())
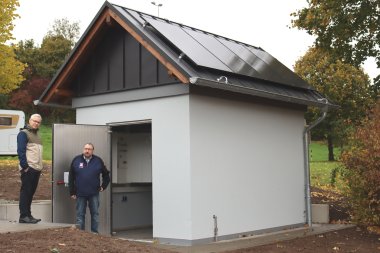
top-left (182, 27), bottom-right (259, 77)
top-left (143, 15), bottom-right (231, 72)
top-left (136, 12), bottom-right (311, 89)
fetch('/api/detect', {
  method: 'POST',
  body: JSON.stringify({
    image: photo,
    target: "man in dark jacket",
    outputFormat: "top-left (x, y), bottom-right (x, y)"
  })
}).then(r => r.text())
top-left (69, 143), bottom-right (110, 233)
top-left (17, 114), bottom-right (43, 224)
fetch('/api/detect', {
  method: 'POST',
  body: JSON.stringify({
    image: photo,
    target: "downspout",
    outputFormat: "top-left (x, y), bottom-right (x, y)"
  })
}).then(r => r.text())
top-left (303, 98), bottom-right (328, 228)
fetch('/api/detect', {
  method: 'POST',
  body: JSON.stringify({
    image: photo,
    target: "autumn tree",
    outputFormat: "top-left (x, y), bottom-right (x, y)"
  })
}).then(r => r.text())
top-left (9, 19), bottom-right (79, 122)
top-left (294, 47), bottom-right (374, 160)
top-left (46, 18), bottom-right (80, 47)
top-left (340, 100), bottom-right (380, 225)
top-left (291, 0), bottom-right (380, 96)
top-left (14, 18), bottom-right (79, 78)
top-left (0, 0), bottom-right (25, 94)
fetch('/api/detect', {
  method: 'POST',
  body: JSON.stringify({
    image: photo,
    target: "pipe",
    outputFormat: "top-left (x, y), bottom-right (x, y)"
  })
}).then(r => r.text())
top-left (303, 98), bottom-right (328, 228)
top-left (213, 215), bottom-right (218, 242)
top-left (33, 100), bottom-right (72, 109)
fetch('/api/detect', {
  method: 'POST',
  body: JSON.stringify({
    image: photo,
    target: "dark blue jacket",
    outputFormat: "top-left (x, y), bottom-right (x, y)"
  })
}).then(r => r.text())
top-left (69, 154), bottom-right (110, 197)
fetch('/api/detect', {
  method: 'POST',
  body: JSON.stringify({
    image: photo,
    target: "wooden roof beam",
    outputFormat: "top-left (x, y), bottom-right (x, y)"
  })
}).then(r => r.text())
top-left (42, 10), bottom-right (111, 103)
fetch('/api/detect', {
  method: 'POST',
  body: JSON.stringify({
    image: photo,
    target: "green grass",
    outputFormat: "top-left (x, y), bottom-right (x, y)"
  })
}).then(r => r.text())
top-left (309, 141), bottom-right (345, 191)
top-left (39, 125), bottom-right (52, 160)
top-left (309, 141), bottom-right (341, 162)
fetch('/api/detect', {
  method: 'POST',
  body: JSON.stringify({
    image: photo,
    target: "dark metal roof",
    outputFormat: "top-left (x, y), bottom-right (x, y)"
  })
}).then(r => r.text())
top-left (110, 3), bottom-right (334, 108)
top-left (37, 1), bottom-right (335, 109)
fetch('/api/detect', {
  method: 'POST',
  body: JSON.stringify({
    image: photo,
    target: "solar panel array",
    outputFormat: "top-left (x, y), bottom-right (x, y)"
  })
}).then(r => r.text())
top-left (136, 14), bottom-right (310, 90)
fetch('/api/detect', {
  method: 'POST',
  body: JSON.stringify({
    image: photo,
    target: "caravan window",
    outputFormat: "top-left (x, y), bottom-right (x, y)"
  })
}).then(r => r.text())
top-left (0, 117), bottom-right (12, 126)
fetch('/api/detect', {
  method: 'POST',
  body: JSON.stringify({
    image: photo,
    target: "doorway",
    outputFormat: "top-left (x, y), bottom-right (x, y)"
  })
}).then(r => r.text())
top-left (110, 122), bottom-right (153, 240)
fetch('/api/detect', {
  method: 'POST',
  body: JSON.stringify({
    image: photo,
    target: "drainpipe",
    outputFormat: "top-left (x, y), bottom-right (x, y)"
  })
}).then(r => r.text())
top-left (303, 98), bottom-right (328, 228)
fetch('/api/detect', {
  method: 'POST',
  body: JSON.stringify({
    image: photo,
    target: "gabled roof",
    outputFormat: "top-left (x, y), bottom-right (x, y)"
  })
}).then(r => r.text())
top-left (36, 1), bottom-right (334, 108)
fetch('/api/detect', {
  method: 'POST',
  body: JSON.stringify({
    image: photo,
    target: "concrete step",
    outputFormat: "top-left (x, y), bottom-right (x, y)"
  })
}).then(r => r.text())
top-left (0, 200), bottom-right (51, 222)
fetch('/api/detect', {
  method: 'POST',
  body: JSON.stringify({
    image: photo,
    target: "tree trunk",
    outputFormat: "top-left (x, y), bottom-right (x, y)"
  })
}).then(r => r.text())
top-left (327, 134), bottom-right (335, 161)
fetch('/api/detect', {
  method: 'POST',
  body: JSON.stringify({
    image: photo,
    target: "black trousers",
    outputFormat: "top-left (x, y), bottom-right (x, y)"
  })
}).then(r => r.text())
top-left (19, 168), bottom-right (41, 218)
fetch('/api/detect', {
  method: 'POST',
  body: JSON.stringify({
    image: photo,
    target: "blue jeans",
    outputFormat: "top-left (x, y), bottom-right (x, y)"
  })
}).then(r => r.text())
top-left (76, 194), bottom-right (99, 233)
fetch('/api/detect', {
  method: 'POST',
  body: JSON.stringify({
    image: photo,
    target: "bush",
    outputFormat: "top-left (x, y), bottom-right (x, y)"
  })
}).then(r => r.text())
top-left (340, 101), bottom-right (380, 225)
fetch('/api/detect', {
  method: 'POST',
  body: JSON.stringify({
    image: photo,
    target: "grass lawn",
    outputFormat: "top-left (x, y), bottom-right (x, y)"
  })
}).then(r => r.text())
top-left (309, 141), bottom-right (344, 190)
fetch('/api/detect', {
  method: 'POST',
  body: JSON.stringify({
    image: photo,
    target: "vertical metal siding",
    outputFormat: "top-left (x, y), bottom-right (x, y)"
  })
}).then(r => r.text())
top-left (140, 45), bottom-right (157, 86)
top-left (124, 32), bottom-right (140, 89)
top-left (109, 29), bottom-right (124, 91)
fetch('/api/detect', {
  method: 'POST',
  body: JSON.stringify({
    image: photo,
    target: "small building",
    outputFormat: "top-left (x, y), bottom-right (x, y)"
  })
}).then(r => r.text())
top-left (37, 1), bottom-right (333, 246)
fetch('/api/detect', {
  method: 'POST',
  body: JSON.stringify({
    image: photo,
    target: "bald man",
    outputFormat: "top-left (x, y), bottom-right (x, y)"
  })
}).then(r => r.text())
top-left (17, 114), bottom-right (43, 224)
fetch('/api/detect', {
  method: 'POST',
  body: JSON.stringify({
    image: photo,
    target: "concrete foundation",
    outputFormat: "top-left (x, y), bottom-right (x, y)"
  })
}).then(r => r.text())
top-left (312, 204), bottom-right (329, 224)
top-left (0, 200), bottom-right (51, 222)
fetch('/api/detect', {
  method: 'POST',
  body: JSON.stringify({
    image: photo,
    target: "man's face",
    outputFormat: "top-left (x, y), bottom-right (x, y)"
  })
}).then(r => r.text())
top-left (83, 144), bottom-right (94, 158)
top-left (29, 117), bottom-right (41, 129)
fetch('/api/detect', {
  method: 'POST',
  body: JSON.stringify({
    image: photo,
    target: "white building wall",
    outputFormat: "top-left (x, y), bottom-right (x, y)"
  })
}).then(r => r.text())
top-left (75, 95), bottom-right (192, 240)
top-left (189, 94), bottom-right (306, 240)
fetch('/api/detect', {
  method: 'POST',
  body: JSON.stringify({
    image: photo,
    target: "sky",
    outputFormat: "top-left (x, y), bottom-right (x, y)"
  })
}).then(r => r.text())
top-left (11, 0), bottom-right (378, 80)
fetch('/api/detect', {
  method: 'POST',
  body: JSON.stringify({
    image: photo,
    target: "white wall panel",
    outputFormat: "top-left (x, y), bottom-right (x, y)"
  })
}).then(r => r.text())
top-left (189, 95), bottom-right (306, 240)
top-left (75, 95), bottom-right (192, 240)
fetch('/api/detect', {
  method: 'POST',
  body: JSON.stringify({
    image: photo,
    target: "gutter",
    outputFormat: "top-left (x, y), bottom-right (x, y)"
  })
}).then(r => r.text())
top-left (189, 77), bottom-right (331, 108)
top-left (303, 98), bottom-right (328, 228)
top-left (33, 100), bottom-right (72, 109)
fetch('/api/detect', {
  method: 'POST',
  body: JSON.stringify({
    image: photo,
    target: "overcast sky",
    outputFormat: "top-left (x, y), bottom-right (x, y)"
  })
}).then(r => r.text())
top-left (12, 0), bottom-right (378, 80)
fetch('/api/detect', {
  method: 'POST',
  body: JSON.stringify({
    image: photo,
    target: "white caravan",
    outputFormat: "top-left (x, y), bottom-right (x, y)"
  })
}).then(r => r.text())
top-left (0, 110), bottom-right (25, 155)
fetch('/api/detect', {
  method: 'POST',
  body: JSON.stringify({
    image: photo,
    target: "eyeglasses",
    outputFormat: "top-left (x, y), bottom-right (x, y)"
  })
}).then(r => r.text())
top-left (32, 119), bottom-right (41, 124)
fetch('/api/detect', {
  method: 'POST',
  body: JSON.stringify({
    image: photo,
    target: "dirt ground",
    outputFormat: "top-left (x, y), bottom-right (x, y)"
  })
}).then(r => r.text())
top-left (1, 160), bottom-right (380, 253)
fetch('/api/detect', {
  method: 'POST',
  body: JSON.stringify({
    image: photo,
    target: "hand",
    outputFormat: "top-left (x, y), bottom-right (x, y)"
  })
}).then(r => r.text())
top-left (71, 195), bottom-right (77, 200)
top-left (99, 187), bottom-right (104, 192)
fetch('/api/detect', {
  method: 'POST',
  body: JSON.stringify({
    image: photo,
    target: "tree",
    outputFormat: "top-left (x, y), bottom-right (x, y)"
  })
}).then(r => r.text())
top-left (0, 0), bottom-right (25, 94)
top-left (35, 35), bottom-right (72, 78)
top-left (291, 0), bottom-right (380, 96)
top-left (8, 18), bottom-right (78, 122)
top-left (46, 18), bottom-right (80, 47)
top-left (340, 100), bottom-right (380, 225)
top-left (294, 47), bottom-right (374, 160)
top-left (13, 18), bottom-right (79, 78)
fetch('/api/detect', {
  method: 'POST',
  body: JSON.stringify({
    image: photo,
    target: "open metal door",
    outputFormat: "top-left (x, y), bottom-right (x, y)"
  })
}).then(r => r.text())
top-left (52, 124), bottom-right (111, 235)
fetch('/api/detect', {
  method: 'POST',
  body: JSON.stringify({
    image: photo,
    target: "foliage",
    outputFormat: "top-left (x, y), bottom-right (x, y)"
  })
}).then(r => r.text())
top-left (46, 18), bottom-right (80, 47)
top-left (291, 0), bottom-right (380, 96)
top-left (295, 47), bottom-right (375, 160)
top-left (35, 35), bottom-right (72, 78)
top-left (8, 19), bottom-right (78, 123)
top-left (8, 76), bottom-right (50, 115)
top-left (0, 44), bottom-right (25, 94)
top-left (0, 0), bottom-right (25, 94)
top-left (0, 0), bottom-right (19, 44)
top-left (340, 101), bottom-right (380, 225)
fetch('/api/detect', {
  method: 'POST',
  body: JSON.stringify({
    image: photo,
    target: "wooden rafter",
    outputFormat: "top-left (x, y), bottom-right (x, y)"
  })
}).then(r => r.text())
top-left (42, 7), bottom-right (189, 103)
top-left (42, 10), bottom-right (110, 103)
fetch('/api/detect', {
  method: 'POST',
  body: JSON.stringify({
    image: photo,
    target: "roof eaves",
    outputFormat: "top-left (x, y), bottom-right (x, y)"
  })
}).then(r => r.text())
top-left (189, 77), bottom-right (338, 109)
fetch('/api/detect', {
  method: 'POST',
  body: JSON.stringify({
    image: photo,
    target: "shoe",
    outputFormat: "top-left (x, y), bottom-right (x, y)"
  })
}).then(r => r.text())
top-left (29, 216), bottom-right (41, 222)
top-left (19, 216), bottom-right (38, 224)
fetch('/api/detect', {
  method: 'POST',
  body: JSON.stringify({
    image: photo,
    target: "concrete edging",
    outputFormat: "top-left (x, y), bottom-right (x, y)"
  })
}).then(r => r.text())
top-left (0, 200), bottom-right (51, 222)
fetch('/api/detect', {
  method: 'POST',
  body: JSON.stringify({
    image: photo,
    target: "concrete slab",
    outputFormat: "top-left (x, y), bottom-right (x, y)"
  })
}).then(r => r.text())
top-left (0, 217), bottom-right (355, 253)
top-left (0, 200), bottom-right (52, 222)
top-left (0, 220), bottom-right (74, 234)
top-left (150, 224), bottom-right (356, 253)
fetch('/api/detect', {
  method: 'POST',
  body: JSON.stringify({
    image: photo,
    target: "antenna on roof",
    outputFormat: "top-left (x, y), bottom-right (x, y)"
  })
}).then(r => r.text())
top-left (151, 2), bottom-right (163, 17)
